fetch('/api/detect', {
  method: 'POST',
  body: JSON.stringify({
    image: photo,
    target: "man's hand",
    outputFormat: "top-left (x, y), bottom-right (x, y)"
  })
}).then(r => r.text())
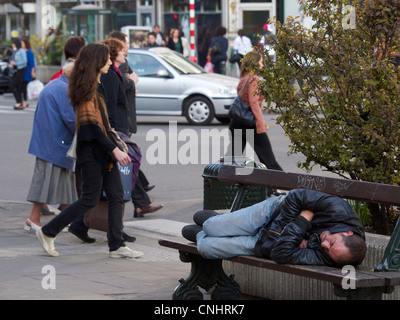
top-left (300, 209), bottom-right (314, 221)
top-left (298, 239), bottom-right (308, 248)
top-left (128, 72), bottom-right (139, 84)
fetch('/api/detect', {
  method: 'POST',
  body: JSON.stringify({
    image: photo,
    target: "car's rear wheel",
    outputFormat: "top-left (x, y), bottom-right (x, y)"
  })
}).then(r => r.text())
top-left (183, 96), bottom-right (215, 125)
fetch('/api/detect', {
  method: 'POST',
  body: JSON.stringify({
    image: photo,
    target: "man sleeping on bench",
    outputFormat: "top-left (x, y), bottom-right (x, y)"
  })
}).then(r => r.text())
top-left (182, 189), bottom-right (367, 267)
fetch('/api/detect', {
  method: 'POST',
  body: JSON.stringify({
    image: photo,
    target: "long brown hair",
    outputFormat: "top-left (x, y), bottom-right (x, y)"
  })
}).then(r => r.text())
top-left (240, 51), bottom-right (262, 78)
top-left (68, 43), bottom-right (109, 107)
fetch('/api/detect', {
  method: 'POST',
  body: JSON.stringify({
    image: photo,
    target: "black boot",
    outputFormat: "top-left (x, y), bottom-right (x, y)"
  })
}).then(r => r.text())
top-left (193, 210), bottom-right (218, 227)
top-left (182, 224), bottom-right (202, 242)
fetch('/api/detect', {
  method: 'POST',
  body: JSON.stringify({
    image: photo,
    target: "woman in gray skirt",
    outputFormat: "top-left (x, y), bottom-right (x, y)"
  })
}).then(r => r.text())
top-left (25, 63), bottom-right (77, 231)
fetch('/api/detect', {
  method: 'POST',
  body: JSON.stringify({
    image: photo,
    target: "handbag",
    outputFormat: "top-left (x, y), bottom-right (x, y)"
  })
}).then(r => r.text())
top-left (228, 77), bottom-right (256, 127)
top-left (107, 128), bottom-right (129, 160)
top-left (66, 131), bottom-right (77, 160)
top-left (229, 53), bottom-right (243, 64)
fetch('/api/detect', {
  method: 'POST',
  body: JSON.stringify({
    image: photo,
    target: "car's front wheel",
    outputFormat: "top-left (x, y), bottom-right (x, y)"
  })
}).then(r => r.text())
top-left (183, 96), bottom-right (215, 125)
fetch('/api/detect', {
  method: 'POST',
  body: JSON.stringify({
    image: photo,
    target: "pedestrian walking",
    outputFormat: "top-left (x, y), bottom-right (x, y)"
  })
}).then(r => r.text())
top-left (49, 36), bottom-right (86, 81)
top-left (105, 31), bottom-right (163, 219)
top-left (207, 26), bottom-right (228, 74)
top-left (36, 43), bottom-right (143, 259)
top-left (21, 38), bottom-right (35, 108)
top-left (10, 38), bottom-right (27, 110)
top-left (228, 51), bottom-right (283, 193)
top-left (25, 63), bottom-right (77, 232)
top-left (231, 29), bottom-right (252, 68)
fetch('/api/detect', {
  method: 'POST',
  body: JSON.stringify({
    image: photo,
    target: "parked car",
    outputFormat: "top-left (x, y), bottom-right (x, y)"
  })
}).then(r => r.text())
top-left (0, 44), bottom-right (14, 93)
top-left (126, 47), bottom-right (238, 125)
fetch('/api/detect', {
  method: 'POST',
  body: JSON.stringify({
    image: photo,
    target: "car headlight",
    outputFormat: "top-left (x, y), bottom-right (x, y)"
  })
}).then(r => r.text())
top-left (219, 86), bottom-right (237, 95)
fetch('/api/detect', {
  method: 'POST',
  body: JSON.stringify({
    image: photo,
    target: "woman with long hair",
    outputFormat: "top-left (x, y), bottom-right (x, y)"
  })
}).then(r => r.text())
top-left (229, 51), bottom-right (283, 176)
top-left (36, 43), bottom-right (143, 259)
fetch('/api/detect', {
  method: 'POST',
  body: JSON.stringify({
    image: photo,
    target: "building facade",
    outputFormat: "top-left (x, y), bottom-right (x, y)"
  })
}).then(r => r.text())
top-left (0, 0), bottom-right (303, 66)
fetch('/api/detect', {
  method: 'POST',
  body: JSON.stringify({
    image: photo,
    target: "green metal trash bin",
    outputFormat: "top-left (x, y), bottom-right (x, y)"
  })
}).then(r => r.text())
top-left (203, 157), bottom-right (267, 210)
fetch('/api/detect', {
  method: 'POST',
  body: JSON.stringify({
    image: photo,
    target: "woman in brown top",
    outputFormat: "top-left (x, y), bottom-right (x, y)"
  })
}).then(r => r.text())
top-left (229, 51), bottom-right (283, 172)
top-left (36, 43), bottom-right (143, 259)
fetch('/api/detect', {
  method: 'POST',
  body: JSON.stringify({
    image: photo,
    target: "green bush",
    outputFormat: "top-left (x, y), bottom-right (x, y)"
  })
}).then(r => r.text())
top-left (255, 0), bottom-right (400, 234)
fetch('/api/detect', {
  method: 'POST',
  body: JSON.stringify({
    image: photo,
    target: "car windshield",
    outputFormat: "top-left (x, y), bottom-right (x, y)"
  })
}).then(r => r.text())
top-left (156, 51), bottom-right (205, 75)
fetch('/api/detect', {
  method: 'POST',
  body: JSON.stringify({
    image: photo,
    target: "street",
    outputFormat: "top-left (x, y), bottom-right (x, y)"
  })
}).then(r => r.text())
top-left (0, 92), bottom-right (331, 225)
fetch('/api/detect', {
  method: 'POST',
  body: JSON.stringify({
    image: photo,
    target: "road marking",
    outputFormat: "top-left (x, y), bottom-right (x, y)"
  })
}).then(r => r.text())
top-left (0, 105), bottom-right (36, 114)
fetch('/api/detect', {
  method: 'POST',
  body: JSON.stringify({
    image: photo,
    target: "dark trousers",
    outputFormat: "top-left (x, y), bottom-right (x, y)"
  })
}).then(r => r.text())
top-left (11, 68), bottom-right (26, 104)
top-left (42, 151), bottom-right (125, 252)
top-left (131, 171), bottom-right (151, 209)
top-left (22, 80), bottom-right (29, 101)
top-left (228, 121), bottom-right (283, 171)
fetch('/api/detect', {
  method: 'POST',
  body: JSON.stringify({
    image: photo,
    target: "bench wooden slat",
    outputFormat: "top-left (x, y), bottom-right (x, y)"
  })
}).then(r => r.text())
top-left (158, 239), bottom-right (400, 288)
top-left (217, 165), bottom-right (400, 206)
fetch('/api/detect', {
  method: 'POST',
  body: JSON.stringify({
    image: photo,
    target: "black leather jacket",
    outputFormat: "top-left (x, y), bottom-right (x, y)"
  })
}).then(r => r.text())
top-left (254, 189), bottom-right (365, 266)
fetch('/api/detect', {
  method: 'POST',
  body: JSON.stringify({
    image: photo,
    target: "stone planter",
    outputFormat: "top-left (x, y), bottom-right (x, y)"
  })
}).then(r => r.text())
top-left (35, 65), bottom-right (61, 84)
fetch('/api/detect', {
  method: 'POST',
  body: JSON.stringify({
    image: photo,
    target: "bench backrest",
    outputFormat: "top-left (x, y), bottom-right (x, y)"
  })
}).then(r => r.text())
top-left (218, 165), bottom-right (400, 206)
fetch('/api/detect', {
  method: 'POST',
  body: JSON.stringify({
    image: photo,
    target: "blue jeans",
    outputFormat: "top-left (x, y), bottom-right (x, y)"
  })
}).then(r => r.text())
top-left (196, 195), bottom-right (286, 259)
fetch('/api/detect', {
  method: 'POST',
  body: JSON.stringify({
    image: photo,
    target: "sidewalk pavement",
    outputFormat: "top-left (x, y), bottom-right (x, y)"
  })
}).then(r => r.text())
top-left (0, 200), bottom-right (198, 300)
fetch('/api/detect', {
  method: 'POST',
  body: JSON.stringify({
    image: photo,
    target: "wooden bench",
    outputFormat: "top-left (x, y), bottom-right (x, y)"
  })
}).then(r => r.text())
top-left (159, 165), bottom-right (400, 300)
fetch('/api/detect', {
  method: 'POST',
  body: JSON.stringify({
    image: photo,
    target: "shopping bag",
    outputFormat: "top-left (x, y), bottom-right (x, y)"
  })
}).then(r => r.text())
top-left (27, 79), bottom-right (44, 100)
top-left (204, 59), bottom-right (214, 73)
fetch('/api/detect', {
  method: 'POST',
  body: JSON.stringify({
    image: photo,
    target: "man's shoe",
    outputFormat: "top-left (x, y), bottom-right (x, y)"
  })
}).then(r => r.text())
top-left (268, 188), bottom-right (287, 197)
top-left (134, 204), bottom-right (163, 218)
top-left (110, 246), bottom-right (143, 259)
top-left (193, 210), bottom-right (218, 227)
top-left (182, 224), bottom-right (202, 242)
top-left (68, 225), bottom-right (96, 243)
top-left (41, 206), bottom-right (55, 216)
top-left (122, 232), bottom-right (136, 242)
top-left (36, 229), bottom-right (59, 257)
top-left (144, 184), bottom-right (155, 192)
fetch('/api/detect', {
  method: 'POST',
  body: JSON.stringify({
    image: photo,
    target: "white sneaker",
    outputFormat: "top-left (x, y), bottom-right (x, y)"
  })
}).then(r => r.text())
top-left (36, 229), bottom-right (59, 257)
top-left (109, 246), bottom-right (143, 259)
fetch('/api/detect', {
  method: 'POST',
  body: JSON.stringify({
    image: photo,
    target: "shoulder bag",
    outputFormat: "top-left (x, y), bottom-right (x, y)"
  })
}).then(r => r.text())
top-left (228, 77), bottom-right (256, 127)
top-left (107, 128), bottom-right (129, 156)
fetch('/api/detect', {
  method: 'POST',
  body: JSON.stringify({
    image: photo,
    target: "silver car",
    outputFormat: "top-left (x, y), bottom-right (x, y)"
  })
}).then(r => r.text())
top-left (126, 47), bottom-right (238, 125)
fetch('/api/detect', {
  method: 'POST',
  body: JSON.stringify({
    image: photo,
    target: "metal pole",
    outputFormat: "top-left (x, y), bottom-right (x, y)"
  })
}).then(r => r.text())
top-left (189, 0), bottom-right (196, 63)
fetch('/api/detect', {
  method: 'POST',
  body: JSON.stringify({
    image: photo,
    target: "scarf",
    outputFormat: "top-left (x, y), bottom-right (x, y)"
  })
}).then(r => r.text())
top-left (75, 95), bottom-right (114, 171)
top-left (75, 95), bottom-right (110, 133)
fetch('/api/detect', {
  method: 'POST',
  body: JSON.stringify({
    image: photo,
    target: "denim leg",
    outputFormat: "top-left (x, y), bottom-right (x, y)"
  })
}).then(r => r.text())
top-left (203, 195), bottom-right (286, 237)
top-left (197, 231), bottom-right (258, 259)
top-left (197, 195), bottom-right (286, 259)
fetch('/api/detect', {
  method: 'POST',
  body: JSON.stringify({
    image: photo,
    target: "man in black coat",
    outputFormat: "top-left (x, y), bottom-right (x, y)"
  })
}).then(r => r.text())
top-left (108, 31), bottom-right (163, 218)
top-left (182, 189), bottom-right (366, 267)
